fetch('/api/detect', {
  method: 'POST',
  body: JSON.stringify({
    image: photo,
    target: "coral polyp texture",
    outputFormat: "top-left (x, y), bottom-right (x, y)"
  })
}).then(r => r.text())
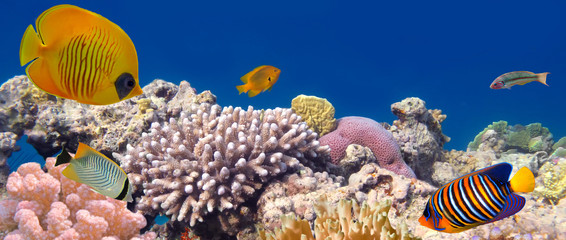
top-left (319, 116), bottom-right (416, 178)
top-left (258, 193), bottom-right (419, 240)
top-left (0, 158), bottom-right (156, 240)
top-left (115, 103), bottom-right (330, 228)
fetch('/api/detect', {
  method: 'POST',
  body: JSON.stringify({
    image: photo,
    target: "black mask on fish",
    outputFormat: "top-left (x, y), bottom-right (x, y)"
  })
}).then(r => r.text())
top-left (115, 72), bottom-right (136, 100)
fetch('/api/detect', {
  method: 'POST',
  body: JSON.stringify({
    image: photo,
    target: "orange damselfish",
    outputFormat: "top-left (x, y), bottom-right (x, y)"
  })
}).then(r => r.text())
top-left (236, 65), bottom-right (280, 97)
top-left (20, 4), bottom-right (142, 105)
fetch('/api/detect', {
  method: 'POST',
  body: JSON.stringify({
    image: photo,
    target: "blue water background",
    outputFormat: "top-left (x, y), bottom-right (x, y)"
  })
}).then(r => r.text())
top-left (1, 0), bottom-right (565, 155)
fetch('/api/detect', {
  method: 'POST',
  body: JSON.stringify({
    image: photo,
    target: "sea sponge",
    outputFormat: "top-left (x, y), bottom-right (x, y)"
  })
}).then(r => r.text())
top-left (257, 192), bottom-right (419, 240)
top-left (319, 116), bottom-right (415, 178)
top-left (291, 94), bottom-right (336, 136)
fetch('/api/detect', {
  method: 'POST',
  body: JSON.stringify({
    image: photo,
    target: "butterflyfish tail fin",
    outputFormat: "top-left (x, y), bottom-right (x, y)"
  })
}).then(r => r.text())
top-left (20, 25), bottom-right (42, 66)
top-left (236, 85), bottom-right (247, 95)
top-left (55, 146), bottom-right (72, 166)
top-left (536, 72), bottom-right (549, 86)
top-left (509, 167), bottom-right (535, 193)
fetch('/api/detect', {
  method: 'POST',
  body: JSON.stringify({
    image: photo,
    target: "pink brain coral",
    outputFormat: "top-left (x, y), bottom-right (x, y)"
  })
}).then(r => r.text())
top-left (319, 116), bottom-right (416, 178)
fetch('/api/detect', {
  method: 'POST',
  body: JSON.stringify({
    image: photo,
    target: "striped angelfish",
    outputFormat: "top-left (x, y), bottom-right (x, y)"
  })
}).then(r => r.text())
top-left (418, 162), bottom-right (534, 233)
top-left (490, 71), bottom-right (549, 89)
top-left (56, 142), bottom-right (133, 202)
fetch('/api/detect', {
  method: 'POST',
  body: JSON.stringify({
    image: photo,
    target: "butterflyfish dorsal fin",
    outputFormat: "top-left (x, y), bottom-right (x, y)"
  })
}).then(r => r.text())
top-left (75, 142), bottom-right (106, 159)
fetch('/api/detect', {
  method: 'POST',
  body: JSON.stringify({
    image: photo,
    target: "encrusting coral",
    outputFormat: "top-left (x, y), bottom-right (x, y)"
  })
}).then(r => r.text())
top-left (535, 156), bottom-right (566, 204)
top-left (319, 116), bottom-right (416, 178)
top-left (291, 94), bottom-right (336, 136)
top-left (0, 158), bottom-right (156, 240)
top-left (115, 103), bottom-right (330, 234)
top-left (257, 192), bottom-right (419, 240)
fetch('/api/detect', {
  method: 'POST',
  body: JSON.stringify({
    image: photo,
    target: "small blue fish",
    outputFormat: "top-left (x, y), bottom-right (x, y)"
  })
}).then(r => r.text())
top-left (154, 214), bottom-right (170, 226)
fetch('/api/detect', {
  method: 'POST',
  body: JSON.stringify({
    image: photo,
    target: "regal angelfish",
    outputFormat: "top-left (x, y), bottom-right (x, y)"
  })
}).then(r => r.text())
top-left (419, 162), bottom-right (534, 233)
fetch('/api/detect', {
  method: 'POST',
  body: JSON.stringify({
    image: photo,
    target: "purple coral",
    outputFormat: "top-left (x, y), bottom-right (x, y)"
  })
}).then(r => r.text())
top-left (319, 116), bottom-right (416, 178)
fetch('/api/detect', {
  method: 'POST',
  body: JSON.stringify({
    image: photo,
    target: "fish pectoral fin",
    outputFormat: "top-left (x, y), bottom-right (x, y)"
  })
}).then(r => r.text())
top-left (267, 86), bottom-right (273, 91)
top-left (248, 89), bottom-right (261, 97)
top-left (488, 193), bottom-right (526, 224)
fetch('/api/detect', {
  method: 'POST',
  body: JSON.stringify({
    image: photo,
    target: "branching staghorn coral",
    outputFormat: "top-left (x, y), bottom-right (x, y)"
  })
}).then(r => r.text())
top-left (116, 103), bottom-right (330, 228)
top-left (258, 193), bottom-right (419, 240)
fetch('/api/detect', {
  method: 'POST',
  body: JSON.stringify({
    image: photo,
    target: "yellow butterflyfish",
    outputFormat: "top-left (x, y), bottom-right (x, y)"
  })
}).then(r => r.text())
top-left (20, 4), bottom-right (143, 105)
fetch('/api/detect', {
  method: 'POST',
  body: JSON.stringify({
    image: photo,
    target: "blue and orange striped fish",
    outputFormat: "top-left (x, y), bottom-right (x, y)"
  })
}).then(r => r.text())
top-left (419, 162), bottom-right (535, 233)
top-left (20, 4), bottom-right (142, 105)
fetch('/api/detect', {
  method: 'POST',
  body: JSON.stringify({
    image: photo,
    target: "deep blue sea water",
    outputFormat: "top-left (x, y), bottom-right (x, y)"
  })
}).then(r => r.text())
top-left (2, 0), bottom-right (566, 157)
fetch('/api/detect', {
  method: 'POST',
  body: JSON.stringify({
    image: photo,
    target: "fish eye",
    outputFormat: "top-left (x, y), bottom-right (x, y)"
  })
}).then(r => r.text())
top-left (115, 72), bottom-right (136, 100)
top-left (126, 79), bottom-right (135, 88)
top-left (268, 77), bottom-right (272, 81)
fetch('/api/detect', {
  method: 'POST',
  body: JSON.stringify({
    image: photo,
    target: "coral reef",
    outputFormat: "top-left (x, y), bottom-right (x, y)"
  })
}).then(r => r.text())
top-left (388, 97), bottom-right (450, 181)
top-left (0, 157), bottom-right (156, 240)
top-left (291, 94), bottom-right (336, 136)
top-left (0, 132), bottom-right (18, 168)
top-left (319, 116), bottom-right (416, 178)
top-left (115, 104), bottom-right (330, 235)
top-left (468, 121), bottom-right (553, 154)
top-left (0, 76), bottom-right (215, 158)
top-left (258, 192), bottom-right (419, 240)
top-left (256, 168), bottom-right (345, 231)
top-left (535, 156), bottom-right (566, 204)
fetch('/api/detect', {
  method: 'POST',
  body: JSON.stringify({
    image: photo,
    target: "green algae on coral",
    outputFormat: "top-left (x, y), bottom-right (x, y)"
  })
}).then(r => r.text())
top-left (468, 120), bottom-right (508, 151)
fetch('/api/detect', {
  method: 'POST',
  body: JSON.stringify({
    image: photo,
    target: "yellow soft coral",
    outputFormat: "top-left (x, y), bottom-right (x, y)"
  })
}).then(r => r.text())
top-left (291, 95), bottom-right (336, 136)
top-left (258, 192), bottom-right (419, 240)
